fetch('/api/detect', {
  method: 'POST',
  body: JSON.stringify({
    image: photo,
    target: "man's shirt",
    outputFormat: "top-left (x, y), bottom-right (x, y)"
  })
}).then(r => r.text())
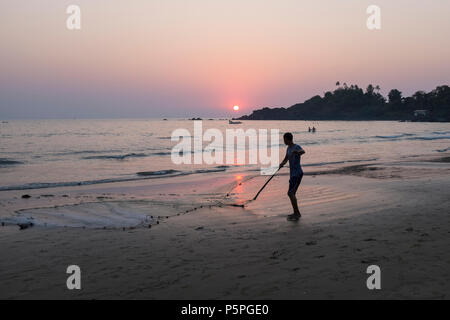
top-left (286, 144), bottom-right (303, 177)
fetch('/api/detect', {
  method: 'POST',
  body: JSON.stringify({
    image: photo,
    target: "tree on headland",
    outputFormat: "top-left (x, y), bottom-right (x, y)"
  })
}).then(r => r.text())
top-left (238, 84), bottom-right (450, 121)
top-left (388, 89), bottom-right (402, 106)
top-left (413, 91), bottom-right (427, 109)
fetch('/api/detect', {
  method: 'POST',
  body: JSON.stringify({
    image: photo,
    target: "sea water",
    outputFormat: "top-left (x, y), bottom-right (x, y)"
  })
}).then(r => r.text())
top-left (0, 119), bottom-right (449, 192)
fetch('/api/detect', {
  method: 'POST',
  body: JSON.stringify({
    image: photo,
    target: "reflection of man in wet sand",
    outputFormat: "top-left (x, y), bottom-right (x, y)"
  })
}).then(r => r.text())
top-left (279, 133), bottom-right (305, 221)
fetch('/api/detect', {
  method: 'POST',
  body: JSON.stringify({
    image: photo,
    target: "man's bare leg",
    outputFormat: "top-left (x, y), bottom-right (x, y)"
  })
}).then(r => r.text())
top-left (288, 192), bottom-right (301, 216)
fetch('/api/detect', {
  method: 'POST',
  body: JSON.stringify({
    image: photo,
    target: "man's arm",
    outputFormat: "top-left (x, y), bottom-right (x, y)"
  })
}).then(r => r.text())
top-left (292, 146), bottom-right (306, 156)
top-left (280, 146), bottom-right (305, 169)
top-left (293, 149), bottom-right (305, 156)
top-left (279, 154), bottom-right (288, 169)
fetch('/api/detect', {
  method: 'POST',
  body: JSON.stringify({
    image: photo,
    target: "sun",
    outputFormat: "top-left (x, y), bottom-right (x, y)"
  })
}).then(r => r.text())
top-left (233, 105), bottom-right (240, 111)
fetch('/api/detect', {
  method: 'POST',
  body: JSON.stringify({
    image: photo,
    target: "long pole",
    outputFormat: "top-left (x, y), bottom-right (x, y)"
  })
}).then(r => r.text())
top-left (252, 168), bottom-right (281, 201)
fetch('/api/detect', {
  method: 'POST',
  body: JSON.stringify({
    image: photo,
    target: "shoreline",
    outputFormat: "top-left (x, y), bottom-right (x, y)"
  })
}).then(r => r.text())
top-left (1, 153), bottom-right (449, 229)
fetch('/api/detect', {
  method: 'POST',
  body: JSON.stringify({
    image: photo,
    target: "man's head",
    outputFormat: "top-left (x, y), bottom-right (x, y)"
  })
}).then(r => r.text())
top-left (283, 132), bottom-right (293, 145)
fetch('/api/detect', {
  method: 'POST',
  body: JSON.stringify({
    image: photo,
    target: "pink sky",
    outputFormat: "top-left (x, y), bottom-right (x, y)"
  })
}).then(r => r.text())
top-left (0, 0), bottom-right (449, 118)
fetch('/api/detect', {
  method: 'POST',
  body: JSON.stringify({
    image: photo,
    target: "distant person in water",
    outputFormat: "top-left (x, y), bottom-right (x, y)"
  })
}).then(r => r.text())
top-left (312, 126), bottom-right (316, 133)
top-left (308, 127), bottom-right (311, 132)
top-left (279, 132), bottom-right (306, 221)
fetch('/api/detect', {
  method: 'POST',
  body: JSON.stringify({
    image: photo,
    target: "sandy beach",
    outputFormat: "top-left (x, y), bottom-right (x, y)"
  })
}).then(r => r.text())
top-left (1, 152), bottom-right (449, 299)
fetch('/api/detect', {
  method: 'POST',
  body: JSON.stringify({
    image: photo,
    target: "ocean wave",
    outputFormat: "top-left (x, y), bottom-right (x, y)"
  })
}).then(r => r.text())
top-left (302, 158), bottom-right (378, 167)
top-left (0, 178), bottom-right (137, 191)
top-left (300, 141), bottom-right (319, 145)
top-left (406, 136), bottom-right (450, 141)
top-left (436, 147), bottom-right (450, 152)
top-left (0, 173), bottom-right (181, 191)
top-left (0, 158), bottom-right (23, 166)
top-left (137, 167), bottom-right (227, 176)
top-left (51, 150), bottom-right (123, 157)
top-left (136, 169), bottom-right (181, 176)
top-left (158, 136), bottom-right (191, 140)
top-left (81, 150), bottom-right (199, 159)
top-left (193, 168), bottom-right (227, 174)
top-left (326, 129), bottom-right (345, 133)
top-left (278, 141), bottom-right (318, 147)
top-left (0, 166), bottom-right (232, 192)
top-left (432, 131), bottom-right (450, 135)
top-left (150, 152), bottom-right (172, 156)
top-left (82, 153), bottom-right (147, 160)
top-left (374, 133), bottom-right (415, 139)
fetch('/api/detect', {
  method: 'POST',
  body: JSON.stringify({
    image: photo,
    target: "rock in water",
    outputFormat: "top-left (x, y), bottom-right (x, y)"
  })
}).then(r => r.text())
top-left (18, 222), bottom-right (34, 230)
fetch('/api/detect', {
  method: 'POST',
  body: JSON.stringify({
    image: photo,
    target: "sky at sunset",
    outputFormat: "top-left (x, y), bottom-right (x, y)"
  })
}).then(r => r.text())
top-left (1, 0), bottom-right (449, 118)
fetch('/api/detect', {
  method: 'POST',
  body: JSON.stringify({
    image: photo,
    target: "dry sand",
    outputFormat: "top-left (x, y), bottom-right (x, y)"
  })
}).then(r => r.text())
top-left (0, 154), bottom-right (449, 299)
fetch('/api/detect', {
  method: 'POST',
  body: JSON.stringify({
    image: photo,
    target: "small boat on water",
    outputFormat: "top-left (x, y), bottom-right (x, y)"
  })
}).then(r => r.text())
top-left (229, 120), bottom-right (242, 124)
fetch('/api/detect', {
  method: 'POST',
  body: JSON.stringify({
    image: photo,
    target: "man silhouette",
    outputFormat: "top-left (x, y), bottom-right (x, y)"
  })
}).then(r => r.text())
top-left (279, 132), bottom-right (306, 221)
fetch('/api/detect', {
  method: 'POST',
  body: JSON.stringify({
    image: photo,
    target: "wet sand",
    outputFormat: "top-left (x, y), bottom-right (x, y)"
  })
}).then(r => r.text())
top-left (0, 154), bottom-right (449, 299)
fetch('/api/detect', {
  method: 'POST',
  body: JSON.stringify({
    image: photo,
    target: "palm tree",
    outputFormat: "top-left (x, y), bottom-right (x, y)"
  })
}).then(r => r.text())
top-left (366, 84), bottom-right (374, 96)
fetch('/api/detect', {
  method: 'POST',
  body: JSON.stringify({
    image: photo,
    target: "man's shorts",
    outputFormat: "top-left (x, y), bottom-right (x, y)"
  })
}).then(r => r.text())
top-left (288, 172), bottom-right (303, 195)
